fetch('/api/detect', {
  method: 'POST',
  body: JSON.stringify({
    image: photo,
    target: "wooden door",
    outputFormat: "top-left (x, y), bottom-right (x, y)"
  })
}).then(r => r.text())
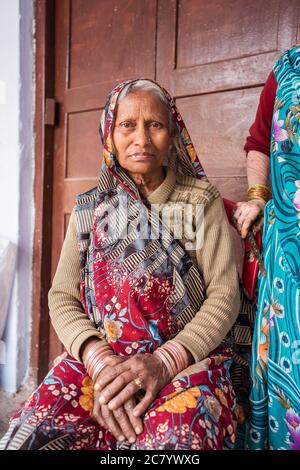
top-left (50, 0), bottom-right (158, 361)
top-left (47, 0), bottom-right (300, 366)
top-left (157, 0), bottom-right (300, 199)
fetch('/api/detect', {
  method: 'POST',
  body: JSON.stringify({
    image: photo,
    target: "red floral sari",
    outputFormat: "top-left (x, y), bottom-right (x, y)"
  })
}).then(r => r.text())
top-left (0, 78), bottom-right (237, 450)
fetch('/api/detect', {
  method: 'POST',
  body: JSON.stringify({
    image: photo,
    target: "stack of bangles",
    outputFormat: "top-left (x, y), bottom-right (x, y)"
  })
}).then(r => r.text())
top-left (153, 340), bottom-right (190, 379)
top-left (246, 183), bottom-right (272, 204)
top-left (84, 341), bottom-right (115, 382)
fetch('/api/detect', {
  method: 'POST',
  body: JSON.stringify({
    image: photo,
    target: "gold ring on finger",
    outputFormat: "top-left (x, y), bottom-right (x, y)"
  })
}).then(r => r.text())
top-left (134, 377), bottom-right (143, 389)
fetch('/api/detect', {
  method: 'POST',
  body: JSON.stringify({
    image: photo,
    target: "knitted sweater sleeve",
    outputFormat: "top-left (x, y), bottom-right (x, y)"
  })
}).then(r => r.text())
top-left (48, 209), bottom-right (104, 362)
top-left (174, 196), bottom-right (240, 362)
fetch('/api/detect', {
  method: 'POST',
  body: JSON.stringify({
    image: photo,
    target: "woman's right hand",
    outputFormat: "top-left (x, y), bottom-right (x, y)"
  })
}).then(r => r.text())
top-left (91, 356), bottom-right (143, 443)
top-left (233, 199), bottom-right (265, 239)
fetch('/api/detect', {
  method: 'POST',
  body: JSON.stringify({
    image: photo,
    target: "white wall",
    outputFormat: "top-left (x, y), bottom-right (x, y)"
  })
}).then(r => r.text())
top-left (0, 0), bottom-right (35, 393)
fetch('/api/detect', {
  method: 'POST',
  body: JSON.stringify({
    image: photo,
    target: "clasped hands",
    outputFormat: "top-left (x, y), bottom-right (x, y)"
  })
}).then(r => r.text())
top-left (91, 353), bottom-right (171, 444)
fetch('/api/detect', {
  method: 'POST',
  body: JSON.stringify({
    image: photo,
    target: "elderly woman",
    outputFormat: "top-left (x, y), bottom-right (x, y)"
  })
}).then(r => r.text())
top-left (0, 79), bottom-right (240, 450)
top-left (234, 45), bottom-right (300, 450)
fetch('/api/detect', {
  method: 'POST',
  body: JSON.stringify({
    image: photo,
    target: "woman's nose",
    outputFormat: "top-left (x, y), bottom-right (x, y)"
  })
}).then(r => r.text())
top-left (134, 124), bottom-right (150, 147)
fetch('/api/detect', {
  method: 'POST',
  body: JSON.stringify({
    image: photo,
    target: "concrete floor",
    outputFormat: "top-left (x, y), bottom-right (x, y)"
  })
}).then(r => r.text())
top-left (0, 377), bottom-right (35, 440)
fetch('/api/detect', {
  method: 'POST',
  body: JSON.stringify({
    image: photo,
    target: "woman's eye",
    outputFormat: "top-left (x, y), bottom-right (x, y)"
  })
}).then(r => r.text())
top-left (118, 121), bottom-right (163, 129)
top-left (149, 122), bottom-right (162, 129)
top-left (120, 121), bottom-right (134, 128)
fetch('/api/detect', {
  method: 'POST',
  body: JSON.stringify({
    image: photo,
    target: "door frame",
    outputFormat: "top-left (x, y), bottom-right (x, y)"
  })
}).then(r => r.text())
top-left (31, 0), bottom-right (55, 384)
top-left (30, 0), bottom-right (300, 385)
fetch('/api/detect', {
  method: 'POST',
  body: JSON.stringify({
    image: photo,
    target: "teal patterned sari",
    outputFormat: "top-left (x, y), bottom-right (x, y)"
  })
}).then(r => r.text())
top-left (246, 46), bottom-right (300, 450)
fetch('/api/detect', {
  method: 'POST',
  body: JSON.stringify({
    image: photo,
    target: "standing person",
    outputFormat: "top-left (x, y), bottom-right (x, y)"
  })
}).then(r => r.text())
top-left (234, 45), bottom-right (300, 450)
top-left (0, 78), bottom-right (240, 450)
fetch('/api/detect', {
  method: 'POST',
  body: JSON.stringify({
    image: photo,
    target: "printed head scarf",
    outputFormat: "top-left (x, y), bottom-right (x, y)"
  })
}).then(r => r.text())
top-left (98, 78), bottom-right (206, 198)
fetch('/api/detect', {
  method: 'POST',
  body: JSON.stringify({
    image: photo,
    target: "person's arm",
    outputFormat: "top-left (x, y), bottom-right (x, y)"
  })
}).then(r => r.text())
top-left (235, 72), bottom-right (276, 237)
top-left (247, 150), bottom-right (270, 187)
top-left (244, 71), bottom-right (277, 157)
top-left (245, 71), bottom-right (275, 185)
top-left (174, 196), bottom-right (240, 362)
top-left (48, 209), bottom-right (104, 362)
top-left (233, 150), bottom-right (270, 238)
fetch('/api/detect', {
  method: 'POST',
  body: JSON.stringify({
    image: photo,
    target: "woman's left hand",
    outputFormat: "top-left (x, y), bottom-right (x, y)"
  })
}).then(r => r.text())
top-left (94, 353), bottom-right (171, 417)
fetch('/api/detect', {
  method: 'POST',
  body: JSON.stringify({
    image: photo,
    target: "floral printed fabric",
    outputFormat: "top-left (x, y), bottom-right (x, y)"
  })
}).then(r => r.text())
top-left (246, 46), bottom-right (300, 450)
top-left (0, 349), bottom-right (237, 450)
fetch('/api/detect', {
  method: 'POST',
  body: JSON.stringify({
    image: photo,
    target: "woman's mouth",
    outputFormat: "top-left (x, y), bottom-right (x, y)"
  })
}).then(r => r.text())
top-left (129, 153), bottom-right (154, 161)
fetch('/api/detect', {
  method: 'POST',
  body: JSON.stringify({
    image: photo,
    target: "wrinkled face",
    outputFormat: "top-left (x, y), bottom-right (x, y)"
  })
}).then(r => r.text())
top-left (112, 90), bottom-right (172, 175)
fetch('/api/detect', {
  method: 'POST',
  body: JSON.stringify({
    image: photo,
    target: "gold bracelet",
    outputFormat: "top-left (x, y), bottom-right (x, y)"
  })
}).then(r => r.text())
top-left (247, 184), bottom-right (272, 203)
top-left (247, 183), bottom-right (271, 194)
top-left (247, 195), bottom-right (267, 204)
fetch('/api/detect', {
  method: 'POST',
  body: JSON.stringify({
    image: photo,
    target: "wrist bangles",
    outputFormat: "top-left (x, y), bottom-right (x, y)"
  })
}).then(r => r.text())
top-left (246, 183), bottom-right (272, 203)
top-left (84, 341), bottom-right (115, 382)
top-left (153, 340), bottom-right (190, 380)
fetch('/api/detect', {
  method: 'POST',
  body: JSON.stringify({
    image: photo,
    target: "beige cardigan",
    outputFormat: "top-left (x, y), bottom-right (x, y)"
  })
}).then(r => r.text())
top-left (48, 168), bottom-right (240, 363)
